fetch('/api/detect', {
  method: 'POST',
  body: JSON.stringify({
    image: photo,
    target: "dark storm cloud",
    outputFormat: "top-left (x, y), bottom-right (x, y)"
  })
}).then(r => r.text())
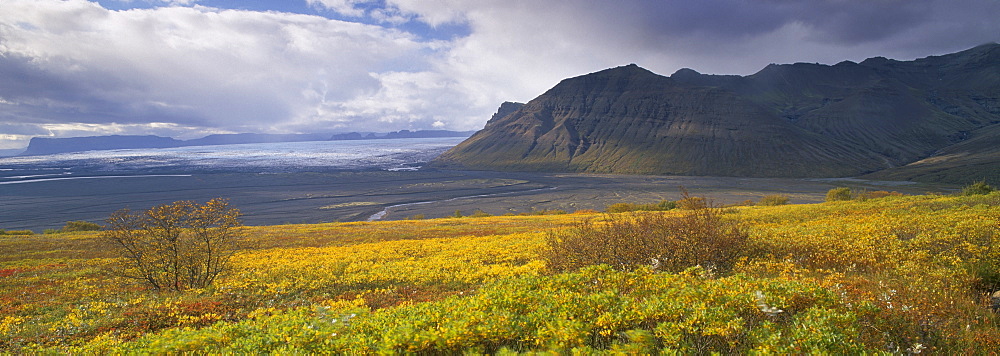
top-left (788, 0), bottom-right (932, 44)
top-left (621, 0), bottom-right (999, 56)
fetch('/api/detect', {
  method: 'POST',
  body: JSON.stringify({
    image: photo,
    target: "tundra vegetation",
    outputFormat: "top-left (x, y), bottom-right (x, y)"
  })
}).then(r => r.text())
top-left (2, 187), bottom-right (1000, 353)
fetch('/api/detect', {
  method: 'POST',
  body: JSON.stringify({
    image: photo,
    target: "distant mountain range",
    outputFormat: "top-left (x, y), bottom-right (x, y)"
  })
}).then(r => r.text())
top-left (18, 130), bottom-right (475, 156)
top-left (432, 43), bottom-right (1000, 185)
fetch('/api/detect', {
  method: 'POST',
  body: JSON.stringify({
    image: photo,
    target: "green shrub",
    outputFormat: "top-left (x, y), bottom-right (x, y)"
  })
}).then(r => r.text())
top-left (469, 209), bottom-right (492, 218)
top-left (545, 208), bottom-right (748, 273)
top-left (606, 200), bottom-right (675, 213)
top-left (61, 220), bottom-right (102, 232)
top-left (968, 259), bottom-right (1000, 294)
top-left (825, 187), bottom-right (852, 202)
top-left (758, 194), bottom-right (790, 206)
top-left (606, 203), bottom-right (636, 213)
top-left (451, 210), bottom-right (464, 218)
top-left (963, 181), bottom-right (995, 196)
top-left (858, 190), bottom-right (904, 200)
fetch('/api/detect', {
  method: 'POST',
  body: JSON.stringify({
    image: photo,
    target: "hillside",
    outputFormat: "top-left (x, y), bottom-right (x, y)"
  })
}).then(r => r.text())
top-left (864, 122), bottom-right (1000, 184)
top-left (3, 192), bottom-right (1000, 353)
top-left (433, 44), bottom-right (1000, 182)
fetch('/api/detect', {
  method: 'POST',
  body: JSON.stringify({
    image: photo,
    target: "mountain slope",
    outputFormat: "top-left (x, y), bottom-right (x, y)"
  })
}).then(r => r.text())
top-left (433, 44), bottom-right (1000, 179)
top-left (864, 123), bottom-right (1000, 184)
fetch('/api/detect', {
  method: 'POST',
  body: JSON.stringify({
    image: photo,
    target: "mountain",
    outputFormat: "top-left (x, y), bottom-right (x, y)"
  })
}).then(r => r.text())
top-left (21, 135), bottom-right (184, 156)
top-left (432, 43), bottom-right (1000, 182)
top-left (382, 130), bottom-right (478, 139)
top-left (19, 130), bottom-right (477, 156)
top-left (863, 123), bottom-right (1000, 184)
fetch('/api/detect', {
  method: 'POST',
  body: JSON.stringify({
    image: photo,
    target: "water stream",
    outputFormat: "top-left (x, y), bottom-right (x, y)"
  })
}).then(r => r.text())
top-left (367, 186), bottom-right (559, 221)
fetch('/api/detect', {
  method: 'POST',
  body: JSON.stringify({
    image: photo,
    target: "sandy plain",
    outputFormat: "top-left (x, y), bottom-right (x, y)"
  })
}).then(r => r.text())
top-left (0, 169), bottom-right (955, 232)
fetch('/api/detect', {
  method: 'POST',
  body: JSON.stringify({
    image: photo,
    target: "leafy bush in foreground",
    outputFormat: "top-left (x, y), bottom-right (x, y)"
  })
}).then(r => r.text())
top-left (101, 198), bottom-right (244, 291)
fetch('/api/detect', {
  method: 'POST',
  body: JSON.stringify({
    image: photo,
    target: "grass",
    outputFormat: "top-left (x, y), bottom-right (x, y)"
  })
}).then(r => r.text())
top-left (2, 192), bottom-right (1000, 353)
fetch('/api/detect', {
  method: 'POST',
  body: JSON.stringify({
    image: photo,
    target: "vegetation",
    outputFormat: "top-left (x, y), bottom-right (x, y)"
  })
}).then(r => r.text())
top-left (525, 208), bottom-right (569, 215)
top-left (545, 207), bottom-right (747, 274)
top-left (758, 194), bottom-right (790, 206)
top-left (964, 181), bottom-right (996, 196)
top-left (825, 187), bottom-right (853, 202)
top-left (45, 221), bottom-right (103, 234)
top-left (100, 199), bottom-right (244, 291)
top-left (2, 192), bottom-right (1000, 353)
top-left (61, 221), bottom-right (102, 232)
top-left (606, 200), bottom-right (676, 213)
top-left (857, 190), bottom-right (905, 200)
top-left (469, 209), bottom-right (492, 218)
top-left (0, 229), bottom-right (33, 236)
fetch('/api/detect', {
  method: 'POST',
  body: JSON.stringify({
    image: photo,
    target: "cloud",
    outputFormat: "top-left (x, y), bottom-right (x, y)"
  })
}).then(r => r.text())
top-left (1, 0), bottom-right (998, 150)
top-left (0, 0), bottom-right (441, 144)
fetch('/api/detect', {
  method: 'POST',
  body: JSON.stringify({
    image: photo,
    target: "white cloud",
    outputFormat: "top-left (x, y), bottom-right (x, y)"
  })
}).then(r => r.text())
top-left (0, 0), bottom-right (444, 147)
top-left (37, 122), bottom-right (211, 138)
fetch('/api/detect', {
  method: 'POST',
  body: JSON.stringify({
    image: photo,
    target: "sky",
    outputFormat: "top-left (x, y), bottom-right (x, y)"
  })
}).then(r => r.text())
top-left (0, 0), bottom-right (998, 150)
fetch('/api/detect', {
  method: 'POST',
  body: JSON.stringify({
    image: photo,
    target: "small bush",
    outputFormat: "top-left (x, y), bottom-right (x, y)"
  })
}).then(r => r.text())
top-left (61, 220), bottom-right (102, 232)
top-left (407, 214), bottom-right (425, 220)
top-left (758, 194), bottom-right (790, 206)
top-left (469, 210), bottom-right (492, 218)
top-left (545, 208), bottom-right (748, 274)
top-left (858, 190), bottom-right (904, 200)
top-left (825, 187), bottom-right (852, 202)
top-left (606, 203), bottom-right (637, 213)
top-left (451, 210), bottom-right (464, 218)
top-left (963, 181), bottom-right (995, 196)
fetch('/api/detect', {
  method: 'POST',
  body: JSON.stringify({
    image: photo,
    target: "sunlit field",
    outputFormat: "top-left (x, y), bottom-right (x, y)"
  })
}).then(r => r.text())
top-left (3, 192), bottom-right (1000, 353)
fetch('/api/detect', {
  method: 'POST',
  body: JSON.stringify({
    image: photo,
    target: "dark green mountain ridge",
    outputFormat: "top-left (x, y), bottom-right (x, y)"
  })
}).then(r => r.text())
top-left (432, 43), bottom-right (1000, 183)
